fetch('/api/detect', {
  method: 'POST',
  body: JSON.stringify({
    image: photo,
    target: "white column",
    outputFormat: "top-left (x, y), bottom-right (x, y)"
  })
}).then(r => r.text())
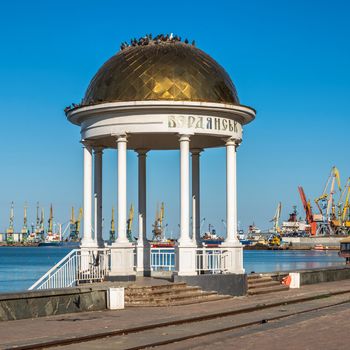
top-left (192, 195), bottom-right (196, 245)
top-left (94, 148), bottom-right (104, 247)
top-left (179, 135), bottom-right (191, 245)
top-left (116, 135), bottom-right (128, 244)
top-left (222, 138), bottom-right (244, 274)
top-left (191, 149), bottom-right (202, 244)
top-left (110, 134), bottom-right (134, 277)
top-left (136, 149), bottom-right (150, 275)
top-left (176, 135), bottom-right (196, 276)
top-left (225, 138), bottom-right (239, 244)
top-left (81, 144), bottom-right (94, 247)
top-left (137, 150), bottom-right (148, 243)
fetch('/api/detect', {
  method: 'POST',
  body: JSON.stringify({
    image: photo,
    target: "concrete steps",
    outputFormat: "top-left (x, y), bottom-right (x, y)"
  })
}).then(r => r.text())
top-left (125, 282), bottom-right (232, 307)
top-left (247, 274), bottom-right (289, 295)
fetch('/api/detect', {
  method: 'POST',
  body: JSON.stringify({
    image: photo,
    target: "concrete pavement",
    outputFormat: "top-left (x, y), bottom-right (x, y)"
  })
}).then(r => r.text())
top-left (2, 280), bottom-right (350, 349)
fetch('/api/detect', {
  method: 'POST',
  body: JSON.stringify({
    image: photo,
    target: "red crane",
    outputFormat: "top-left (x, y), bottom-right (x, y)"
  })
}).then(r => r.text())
top-left (298, 186), bottom-right (317, 235)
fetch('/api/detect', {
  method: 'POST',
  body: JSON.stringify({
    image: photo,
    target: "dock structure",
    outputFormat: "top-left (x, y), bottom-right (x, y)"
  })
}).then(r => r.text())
top-left (57, 34), bottom-right (256, 291)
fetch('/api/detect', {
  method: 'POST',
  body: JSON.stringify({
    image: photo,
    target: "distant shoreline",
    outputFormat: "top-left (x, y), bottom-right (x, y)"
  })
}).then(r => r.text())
top-left (0, 242), bottom-right (39, 247)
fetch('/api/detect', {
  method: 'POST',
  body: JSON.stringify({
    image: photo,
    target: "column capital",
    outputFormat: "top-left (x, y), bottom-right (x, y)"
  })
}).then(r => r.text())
top-left (190, 148), bottom-right (203, 156)
top-left (80, 140), bottom-right (92, 149)
top-left (135, 149), bottom-right (149, 156)
top-left (179, 134), bottom-right (191, 142)
top-left (225, 137), bottom-right (241, 148)
top-left (113, 134), bottom-right (128, 143)
top-left (93, 146), bottom-right (104, 154)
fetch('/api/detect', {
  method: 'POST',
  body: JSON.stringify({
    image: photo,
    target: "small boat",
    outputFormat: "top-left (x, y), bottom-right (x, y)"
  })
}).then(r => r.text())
top-left (200, 227), bottom-right (224, 247)
top-left (313, 244), bottom-right (328, 251)
top-left (240, 239), bottom-right (254, 246)
top-left (151, 239), bottom-right (175, 248)
top-left (38, 240), bottom-right (81, 248)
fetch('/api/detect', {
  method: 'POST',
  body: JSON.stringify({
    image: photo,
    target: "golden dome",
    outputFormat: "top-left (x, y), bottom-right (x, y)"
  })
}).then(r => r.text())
top-left (83, 41), bottom-right (239, 105)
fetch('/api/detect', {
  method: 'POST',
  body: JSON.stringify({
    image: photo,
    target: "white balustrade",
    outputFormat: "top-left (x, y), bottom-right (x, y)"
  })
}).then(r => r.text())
top-left (195, 248), bottom-right (228, 274)
top-left (29, 248), bottom-right (110, 290)
top-left (150, 248), bottom-right (175, 271)
top-left (29, 246), bottom-right (230, 291)
top-left (149, 247), bottom-right (228, 274)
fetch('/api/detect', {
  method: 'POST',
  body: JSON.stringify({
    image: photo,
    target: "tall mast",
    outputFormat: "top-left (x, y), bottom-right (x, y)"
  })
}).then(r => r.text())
top-left (110, 207), bottom-right (115, 242)
top-left (10, 201), bottom-right (14, 230)
top-left (7, 201), bottom-right (14, 234)
top-left (127, 204), bottom-right (134, 242)
top-left (69, 206), bottom-right (75, 239)
top-left (36, 202), bottom-right (40, 231)
top-left (40, 208), bottom-right (45, 233)
top-left (76, 208), bottom-right (83, 236)
top-left (24, 203), bottom-right (27, 227)
top-left (48, 204), bottom-right (53, 234)
top-left (71, 207), bottom-right (75, 225)
top-left (22, 202), bottom-right (28, 234)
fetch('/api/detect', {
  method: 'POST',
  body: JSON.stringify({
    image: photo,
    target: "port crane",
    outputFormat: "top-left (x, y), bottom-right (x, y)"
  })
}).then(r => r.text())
top-left (314, 166), bottom-right (342, 235)
top-left (21, 203), bottom-right (29, 241)
top-left (47, 204), bottom-right (53, 235)
top-left (333, 177), bottom-right (350, 234)
top-left (69, 207), bottom-right (82, 241)
top-left (298, 186), bottom-right (317, 235)
top-left (270, 202), bottom-right (282, 233)
top-left (39, 208), bottom-right (45, 241)
top-left (109, 207), bottom-right (116, 242)
top-left (6, 202), bottom-right (15, 243)
top-left (34, 202), bottom-right (41, 241)
top-left (152, 202), bottom-right (165, 241)
top-left (126, 204), bottom-right (134, 242)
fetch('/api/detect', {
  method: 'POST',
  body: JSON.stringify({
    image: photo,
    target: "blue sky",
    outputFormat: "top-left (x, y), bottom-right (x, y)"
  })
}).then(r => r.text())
top-left (0, 0), bottom-right (349, 238)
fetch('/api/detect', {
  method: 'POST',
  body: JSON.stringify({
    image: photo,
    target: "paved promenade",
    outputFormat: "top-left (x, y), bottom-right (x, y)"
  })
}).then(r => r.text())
top-left (158, 302), bottom-right (350, 350)
top-left (1, 280), bottom-right (350, 349)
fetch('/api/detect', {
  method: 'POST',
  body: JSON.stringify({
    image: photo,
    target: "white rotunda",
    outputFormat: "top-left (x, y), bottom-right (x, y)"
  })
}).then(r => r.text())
top-left (66, 35), bottom-right (255, 288)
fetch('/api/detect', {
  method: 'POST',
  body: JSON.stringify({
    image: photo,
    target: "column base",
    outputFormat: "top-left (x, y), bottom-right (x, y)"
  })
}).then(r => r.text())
top-left (109, 242), bottom-right (135, 277)
top-left (135, 241), bottom-right (151, 276)
top-left (221, 243), bottom-right (245, 274)
top-left (96, 239), bottom-right (106, 248)
top-left (80, 241), bottom-right (100, 249)
top-left (175, 243), bottom-right (197, 276)
top-left (105, 275), bottom-right (136, 282)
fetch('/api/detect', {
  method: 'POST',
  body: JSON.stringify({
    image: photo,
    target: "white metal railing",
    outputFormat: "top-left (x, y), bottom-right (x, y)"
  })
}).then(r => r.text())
top-left (149, 247), bottom-right (228, 274)
top-left (78, 249), bottom-right (110, 284)
top-left (29, 248), bottom-right (110, 290)
top-left (195, 248), bottom-right (228, 274)
top-left (29, 246), bottom-right (229, 290)
top-left (150, 248), bottom-right (175, 271)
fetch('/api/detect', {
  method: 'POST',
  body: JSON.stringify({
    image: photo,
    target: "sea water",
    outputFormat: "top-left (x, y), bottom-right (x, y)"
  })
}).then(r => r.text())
top-left (0, 247), bottom-right (71, 293)
top-left (243, 250), bottom-right (344, 274)
top-left (0, 247), bottom-right (345, 293)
